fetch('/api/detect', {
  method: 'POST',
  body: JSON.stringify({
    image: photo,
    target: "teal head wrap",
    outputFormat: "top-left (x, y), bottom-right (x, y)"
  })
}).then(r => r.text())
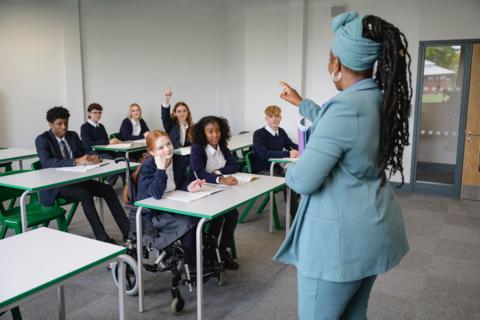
top-left (331, 11), bottom-right (381, 71)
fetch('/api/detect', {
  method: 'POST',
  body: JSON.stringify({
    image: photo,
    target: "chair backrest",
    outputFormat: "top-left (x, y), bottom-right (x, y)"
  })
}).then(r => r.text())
top-left (0, 170), bottom-right (31, 209)
top-left (245, 151), bottom-right (254, 174)
top-left (109, 132), bottom-right (120, 140)
top-left (31, 160), bottom-right (41, 170)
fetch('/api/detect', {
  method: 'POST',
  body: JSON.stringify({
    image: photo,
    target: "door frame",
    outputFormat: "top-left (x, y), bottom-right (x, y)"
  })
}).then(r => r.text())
top-left (410, 39), bottom-right (478, 198)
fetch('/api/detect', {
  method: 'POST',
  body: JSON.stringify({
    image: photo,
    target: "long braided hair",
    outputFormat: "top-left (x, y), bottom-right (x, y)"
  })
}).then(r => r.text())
top-left (362, 15), bottom-right (412, 186)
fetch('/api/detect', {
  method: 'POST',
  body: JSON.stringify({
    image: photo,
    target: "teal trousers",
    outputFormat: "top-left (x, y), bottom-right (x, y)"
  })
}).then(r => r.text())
top-left (297, 273), bottom-right (377, 320)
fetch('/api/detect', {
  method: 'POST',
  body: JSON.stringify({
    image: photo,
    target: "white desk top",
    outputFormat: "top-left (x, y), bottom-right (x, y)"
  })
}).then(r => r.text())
top-left (229, 132), bottom-right (253, 151)
top-left (173, 132), bottom-right (253, 156)
top-left (92, 140), bottom-right (146, 152)
top-left (0, 227), bottom-right (125, 310)
top-left (0, 160), bottom-right (138, 192)
top-left (135, 173), bottom-right (284, 219)
top-left (0, 148), bottom-right (37, 164)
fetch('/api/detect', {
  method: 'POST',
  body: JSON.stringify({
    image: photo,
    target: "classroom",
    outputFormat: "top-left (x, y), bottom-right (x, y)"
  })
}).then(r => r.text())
top-left (1, 0), bottom-right (480, 319)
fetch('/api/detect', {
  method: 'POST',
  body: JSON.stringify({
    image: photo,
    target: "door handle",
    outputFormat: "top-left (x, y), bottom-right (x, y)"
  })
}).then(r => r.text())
top-left (465, 131), bottom-right (480, 142)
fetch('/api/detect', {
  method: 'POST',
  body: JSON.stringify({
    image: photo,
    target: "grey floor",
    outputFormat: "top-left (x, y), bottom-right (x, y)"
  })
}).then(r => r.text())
top-left (2, 191), bottom-right (480, 320)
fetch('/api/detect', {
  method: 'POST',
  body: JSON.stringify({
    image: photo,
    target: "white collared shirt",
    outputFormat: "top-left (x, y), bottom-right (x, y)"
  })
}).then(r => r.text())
top-left (265, 125), bottom-right (279, 137)
top-left (131, 119), bottom-right (141, 136)
top-left (88, 119), bottom-right (99, 128)
top-left (205, 144), bottom-right (226, 176)
top-left (179, 123), bottom-right (188, 146)
top-left (54, 134), bottom-right (73, 158)
top-left (165, 161), bottom-right (176, 193)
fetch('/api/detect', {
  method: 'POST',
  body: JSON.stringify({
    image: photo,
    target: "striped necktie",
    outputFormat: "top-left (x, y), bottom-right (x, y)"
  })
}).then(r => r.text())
top-left (60, 140), bottom-right (71, 159)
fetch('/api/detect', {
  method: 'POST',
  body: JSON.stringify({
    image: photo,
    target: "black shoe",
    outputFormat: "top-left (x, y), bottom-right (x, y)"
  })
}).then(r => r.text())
top-left (221, 250), bottom-right (239, 270)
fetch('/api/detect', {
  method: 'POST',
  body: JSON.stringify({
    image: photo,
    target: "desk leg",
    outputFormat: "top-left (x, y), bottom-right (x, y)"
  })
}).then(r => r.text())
top-left (19, 160), bottom-right (23, 170)
top-left (57, 286), bottom-right (65, 320)
top-left (269, 162), bottom-right (275, 233)
top-left (286, 187), bottom-right (291, 234)
top-left (20, 191), bottom-right (30, 232)
top-left (135, 207), bottom-right (144, 313)
top-left (125, 151), bottom-right (130, 161)
top-left (117, 257), bottom-right (127, 320)
top-left (196, 218), bottom-right (207, 320)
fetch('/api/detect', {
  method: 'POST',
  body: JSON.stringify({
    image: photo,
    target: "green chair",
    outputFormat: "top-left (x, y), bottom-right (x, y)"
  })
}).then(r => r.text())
top-left (109, 132), bottom-right (120, 140)
top-left (237, 151), bottom-right (282, 230)
top-left (0, 147), bottom-right (13, 173)
top-left (0, 307), bottom-right (22, 320)
top-left (0, 170), bottom-right (68, 239)
top-left (31, 161), bottom-right (80, 226)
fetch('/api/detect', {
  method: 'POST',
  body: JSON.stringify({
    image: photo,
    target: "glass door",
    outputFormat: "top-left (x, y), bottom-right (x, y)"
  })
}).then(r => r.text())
top-left (412, 42), bottom-right (469, 196)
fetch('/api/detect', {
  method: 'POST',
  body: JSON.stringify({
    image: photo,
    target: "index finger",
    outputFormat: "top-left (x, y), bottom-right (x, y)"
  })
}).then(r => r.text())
top-left (278, 81), bottom-right (291, 90)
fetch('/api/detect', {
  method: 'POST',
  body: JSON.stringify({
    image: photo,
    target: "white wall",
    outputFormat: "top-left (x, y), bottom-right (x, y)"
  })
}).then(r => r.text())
top-left (1, 0), bottom-right (480, 184)
top-left (299, 0), bottom-right (480, 183)
top-left (0, 0), bottom-right (68, 149)
top-left (79, 0), bottom-right (247, 135)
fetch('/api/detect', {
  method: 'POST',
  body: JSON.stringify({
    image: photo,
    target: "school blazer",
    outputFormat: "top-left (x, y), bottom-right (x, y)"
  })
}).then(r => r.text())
top-left (161, 106), bottom-right (191, 149)
top-left (274, 78), bottom-right (409, 282)
top-left (35, 130), bottom-right (90, 206)
top-left (136, 154), bottom-right (189, 201)
top-left (119, 118), bottom-right (150, 141)
top-left (189, 143), bottom-right (239, 184)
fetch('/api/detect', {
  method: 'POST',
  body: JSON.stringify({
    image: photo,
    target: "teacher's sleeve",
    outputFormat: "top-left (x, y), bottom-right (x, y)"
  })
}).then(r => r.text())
top-left (285, 103), bottom-right (358, 195)
top-left (299, 99), bottom-right (323, 122)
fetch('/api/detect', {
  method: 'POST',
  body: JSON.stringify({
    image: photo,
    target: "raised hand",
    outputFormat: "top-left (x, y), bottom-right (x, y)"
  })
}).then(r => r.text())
top-left (163, 86), bottom-right (173, 105)
top-left (279, 81), bottom-right (303, 106)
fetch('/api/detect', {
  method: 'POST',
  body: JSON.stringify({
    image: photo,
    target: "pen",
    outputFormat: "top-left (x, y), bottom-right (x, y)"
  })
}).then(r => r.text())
top-left (193, 170), bottom-right (200, 180)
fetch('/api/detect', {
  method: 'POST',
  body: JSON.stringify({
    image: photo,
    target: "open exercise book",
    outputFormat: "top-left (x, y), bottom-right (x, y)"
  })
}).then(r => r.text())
top-left (163, 184), bottom-right (224, 203)
top-left (175, 146), bottom-right (192, 156)
top-left (102, 143), bottom-right (133, 149)
top-left (56, 162), bottom-right (108, 173)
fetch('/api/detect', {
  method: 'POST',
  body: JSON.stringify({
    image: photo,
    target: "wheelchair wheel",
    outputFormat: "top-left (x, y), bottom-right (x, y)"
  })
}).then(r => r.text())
top-left (170, 296), bottom-right (185, 315)
top-left (111, 254), bottom-right (139, 296)
top-left (217, 271), bottom-right (226, 286)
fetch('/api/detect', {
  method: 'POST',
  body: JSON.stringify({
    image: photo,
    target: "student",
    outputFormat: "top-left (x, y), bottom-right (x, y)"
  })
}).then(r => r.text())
top-left (81, 103), bottom-right (121, 152)
top-left (35, 106), bottom-right (129, 243)
top-left (252, 105), bottom-right (300, 216)
top-left (81, 103), bottom-right (123, 185)
top-left (133, 130), bottom-right (204, 267)
top-left (119, 103), bottom-right (150, 141)
top-left (161, 87), bottom-right (193, 149)
top-left (252, 105), bottom-right (299, 174)
top-left (189, 116), bottom-right (240, 270)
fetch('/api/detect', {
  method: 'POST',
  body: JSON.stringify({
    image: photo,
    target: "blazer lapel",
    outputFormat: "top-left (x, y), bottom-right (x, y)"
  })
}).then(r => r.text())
top-left (47, 130), bottom-right (63, 159)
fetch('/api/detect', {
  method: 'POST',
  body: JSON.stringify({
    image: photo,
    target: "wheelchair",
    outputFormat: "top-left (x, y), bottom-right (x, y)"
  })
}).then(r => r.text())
top-left (109, 157), bottom-right (225, 315)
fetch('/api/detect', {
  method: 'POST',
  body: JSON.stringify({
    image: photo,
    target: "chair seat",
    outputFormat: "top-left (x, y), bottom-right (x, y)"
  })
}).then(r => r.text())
top-left (2, 204), bottom-right (67, 227)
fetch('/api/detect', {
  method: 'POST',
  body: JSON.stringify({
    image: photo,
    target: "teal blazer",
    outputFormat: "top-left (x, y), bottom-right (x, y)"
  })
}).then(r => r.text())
top-left (274, 79), bottom-right (409, 282)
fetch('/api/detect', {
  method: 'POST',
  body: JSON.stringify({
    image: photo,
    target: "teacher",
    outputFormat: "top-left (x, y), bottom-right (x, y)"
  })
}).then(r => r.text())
top-left (275, 12), bottom-right (410, 320)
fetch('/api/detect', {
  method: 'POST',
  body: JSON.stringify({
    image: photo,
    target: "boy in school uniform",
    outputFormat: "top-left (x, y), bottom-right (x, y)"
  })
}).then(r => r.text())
top-left (252, 105), bottom-right (299, 215)
top-left (35, 106), bottom-right (129, 243)
top-left (80, 103), bottom-right (121, 152)
top-left (80, 103), bottom-right (123, 185)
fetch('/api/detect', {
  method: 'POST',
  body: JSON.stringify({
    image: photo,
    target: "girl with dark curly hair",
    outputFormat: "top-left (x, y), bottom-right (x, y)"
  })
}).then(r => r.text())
top-left (189, 116), bottom-right (240, 270)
